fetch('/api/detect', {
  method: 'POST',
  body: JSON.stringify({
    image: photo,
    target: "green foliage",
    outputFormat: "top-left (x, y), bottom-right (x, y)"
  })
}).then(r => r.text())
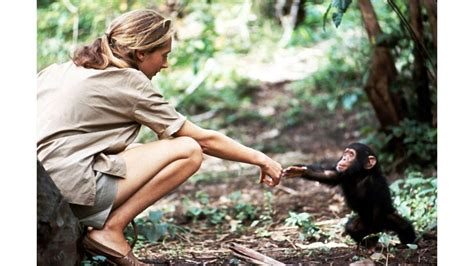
top-left (176, 74), bottom-right (256, 117)
top-left (283, 99), bottom-right (304, 127)
top-left (287, 48), bottom-right (367, 115)
top-left (288, 3), bottom-right (330, 46)
top-left (286, 5), bottom-right (370, 115)
top-left (362, 119), bottom-right (437, 169)
top-left (323, 0), bottom-right (353, 30)
top-left (182, 193), bottom-right (223, 224)
top-left (285, 212), bottom-right (323, 240)
top-left (389, 119), bottom-right (437, 166)
top-left (204, 208), bottom-right (227, 225)
top-left (37, 0), bottom-right (128, 71)
top-left (285, 211), bottom-right (312, 227)
top-left (128, 210), bottom-right (188, 243)
top-left (81, 255), bottom-right (107, 266)
top-left (181, 191), bottom-right (261, 226)
top-left (234, 202), bottom-right (257, 221)
top-left (390, 172), bottom-right (437, 233)
top-left (289, 1), bottom-right (363, 46)
top-left (260, 191), bottom-right (274, 224)
top-left (166, 3), bottom-right (219, 73)
top-left (378, 233), bottom-right (391, 247)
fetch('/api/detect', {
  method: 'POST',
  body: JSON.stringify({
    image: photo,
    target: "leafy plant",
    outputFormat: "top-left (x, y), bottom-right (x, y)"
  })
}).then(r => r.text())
top-left (128, 210), bottom-right (188, 243)
top-left (233, 203), bottom-right (257, 222)
top-left (255, 227), bottom-right (273, 238)
top-left (259, 191), bottom-right (274, 224)
top-left (287, 28), bottom-right (369, 115)
top-left (362, 118), bottom-right (437, 169)
top-left (182, 192), bottom-right (229, 225)
top-left (323, 0), bottom-right (353, 30)
top-left (388, 119), bottom-right (437, 166)
top-left (390, 172), bottom-right (437, 233)
top-left (285, 211), bottom-right (312, 227)
top-left (285, 212), bottom-right (322, 240)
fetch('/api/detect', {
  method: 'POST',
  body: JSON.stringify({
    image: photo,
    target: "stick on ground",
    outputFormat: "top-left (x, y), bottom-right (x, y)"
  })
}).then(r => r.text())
top-left (228, 242), bottom-right (286, 265)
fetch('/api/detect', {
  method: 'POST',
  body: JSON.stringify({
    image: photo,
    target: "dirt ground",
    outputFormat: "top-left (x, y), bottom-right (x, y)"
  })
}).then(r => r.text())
top-left (132, 171), bottom-right (436, 265)
top-left (127, 83), bottom-right (437, 265)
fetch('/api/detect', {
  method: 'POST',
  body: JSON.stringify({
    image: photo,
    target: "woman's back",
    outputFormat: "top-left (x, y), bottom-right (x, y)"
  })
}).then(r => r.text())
top-left (37, 61), bottom-right (184, 205)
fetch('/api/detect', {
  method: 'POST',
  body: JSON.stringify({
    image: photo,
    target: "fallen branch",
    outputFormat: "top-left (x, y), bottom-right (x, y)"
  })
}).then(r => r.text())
top-left (228, 242), bottom-right (285, 265)
top-left (295, 241), bottom-right (348, 250)
top-left (184, 259), bottom-right (200, 264)
top-left (275, 185), bottom-right (299, 195)
top-left (286, 238), bottom-right (298, 250)
top-left (203, 259), bottom-right (218, 265)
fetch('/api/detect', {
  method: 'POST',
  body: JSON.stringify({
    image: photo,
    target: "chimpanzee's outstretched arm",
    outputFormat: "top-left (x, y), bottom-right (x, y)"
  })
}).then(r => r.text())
top-left (303, 164), bottom-right (341, 185)
top-left (283, 164), bottom-right (341, 186)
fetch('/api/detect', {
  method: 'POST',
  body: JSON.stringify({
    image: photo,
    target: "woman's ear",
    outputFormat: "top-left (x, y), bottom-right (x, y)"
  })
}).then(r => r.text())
top-left (364, 155), bottom-right (377, 169)
top-left (135, 50), bottom-right (146, 62)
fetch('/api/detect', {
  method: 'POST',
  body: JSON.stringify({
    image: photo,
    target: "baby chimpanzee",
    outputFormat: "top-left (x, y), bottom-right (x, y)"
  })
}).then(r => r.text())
top-left (283, 143), bottom-right (416, 247)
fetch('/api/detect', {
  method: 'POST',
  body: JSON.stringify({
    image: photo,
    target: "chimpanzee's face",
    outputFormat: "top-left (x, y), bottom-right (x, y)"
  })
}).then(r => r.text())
top-left (336, 148), bottom-right (357, 173)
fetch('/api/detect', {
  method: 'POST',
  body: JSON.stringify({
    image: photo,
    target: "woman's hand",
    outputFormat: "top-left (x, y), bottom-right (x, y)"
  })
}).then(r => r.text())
top-left (257, 155), bottom-right (282, 187)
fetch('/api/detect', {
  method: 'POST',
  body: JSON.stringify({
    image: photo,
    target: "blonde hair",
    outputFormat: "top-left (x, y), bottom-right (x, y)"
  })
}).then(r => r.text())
top-left (73, 9), bottom-right (174, 69)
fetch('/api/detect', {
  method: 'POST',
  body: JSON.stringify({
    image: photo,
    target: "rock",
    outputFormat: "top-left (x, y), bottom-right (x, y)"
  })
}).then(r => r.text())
top-left (37, 160), bottom-right (82, 266)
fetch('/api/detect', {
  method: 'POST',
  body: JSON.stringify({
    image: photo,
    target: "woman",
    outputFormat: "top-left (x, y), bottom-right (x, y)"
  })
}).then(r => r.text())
top-left (37, 9), bottom-right (282, 265)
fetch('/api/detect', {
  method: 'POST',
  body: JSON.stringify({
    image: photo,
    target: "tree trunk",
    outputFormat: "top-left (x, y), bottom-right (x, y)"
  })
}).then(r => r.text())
top-left (422, 0), bottom-right (437, 48)
top-left (37, 160), bottom-right (83, 266)
top-left (358, 0), bottom-right (405, 129)
top-left (409, 0), bottom-right (433, 124)
top-left (274, 0), bottom-right (306, 26)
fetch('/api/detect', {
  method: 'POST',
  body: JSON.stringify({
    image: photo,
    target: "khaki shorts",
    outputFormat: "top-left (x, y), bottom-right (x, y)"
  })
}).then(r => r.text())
top-left (69, 172), bottom-right (118, 229)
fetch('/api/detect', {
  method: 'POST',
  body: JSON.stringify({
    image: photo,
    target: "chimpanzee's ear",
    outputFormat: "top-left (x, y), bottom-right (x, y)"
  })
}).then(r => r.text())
top-left (364, 155), bottom-right (377, 169)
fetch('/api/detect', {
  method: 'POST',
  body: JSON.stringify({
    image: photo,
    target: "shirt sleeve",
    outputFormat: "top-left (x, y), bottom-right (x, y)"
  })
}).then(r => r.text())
top-left (133, 82), bottom-right (186, 139)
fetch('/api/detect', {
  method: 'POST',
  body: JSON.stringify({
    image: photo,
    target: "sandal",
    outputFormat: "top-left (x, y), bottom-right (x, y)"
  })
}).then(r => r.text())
top-left (83, 235), bottom-right (152, 266)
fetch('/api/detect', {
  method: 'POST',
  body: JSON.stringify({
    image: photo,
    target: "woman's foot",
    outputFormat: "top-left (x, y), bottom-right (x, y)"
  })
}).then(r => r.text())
top-left (83, 235), bottom-right (150, 266)
top-left (87, 226), bottom-right (131, 255)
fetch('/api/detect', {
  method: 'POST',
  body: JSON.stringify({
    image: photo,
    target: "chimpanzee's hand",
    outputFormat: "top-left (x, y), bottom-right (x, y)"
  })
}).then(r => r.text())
top-left (282, 165), bottom-right (307, 178)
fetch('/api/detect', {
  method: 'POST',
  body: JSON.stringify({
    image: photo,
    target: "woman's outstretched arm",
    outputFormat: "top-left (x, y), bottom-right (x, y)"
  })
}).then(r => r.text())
top-left (174, 120), bottom-right (282, 186)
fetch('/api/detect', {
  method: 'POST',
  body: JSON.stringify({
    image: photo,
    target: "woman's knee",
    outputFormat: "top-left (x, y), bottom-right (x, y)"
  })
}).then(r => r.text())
top-left (174, 136), bottom-right (203, 168)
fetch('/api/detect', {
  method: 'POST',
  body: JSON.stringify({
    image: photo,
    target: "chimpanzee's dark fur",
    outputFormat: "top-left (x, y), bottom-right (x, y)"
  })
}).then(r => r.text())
top-left (295, 143), bottom-right (416, 247)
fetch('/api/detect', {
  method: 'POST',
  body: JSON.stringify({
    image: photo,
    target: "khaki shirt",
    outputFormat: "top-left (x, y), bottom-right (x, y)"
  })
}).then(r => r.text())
top-left (37, 61), bottom-right (186, 205)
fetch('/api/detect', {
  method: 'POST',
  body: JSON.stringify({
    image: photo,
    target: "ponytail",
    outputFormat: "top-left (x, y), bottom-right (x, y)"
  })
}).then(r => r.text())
top-left (72, 35), bottom-right (133, 70)
top-left (73, 9), bottom-right (173, 70)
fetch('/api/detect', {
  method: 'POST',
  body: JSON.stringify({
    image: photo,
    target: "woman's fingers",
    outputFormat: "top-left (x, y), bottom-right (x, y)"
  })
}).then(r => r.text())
top-left (258, 157), bottom-right (283, 187)
top-left (259, 171), bottom-right (265, 184)
top-left (263, 176), bottom-right (276, 187)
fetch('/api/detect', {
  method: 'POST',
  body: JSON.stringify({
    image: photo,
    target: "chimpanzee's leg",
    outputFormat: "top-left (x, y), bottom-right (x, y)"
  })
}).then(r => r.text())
top-left (386, 213), bottom-right (417, 244)
top-left (345, 216), bottom-right (378, 247)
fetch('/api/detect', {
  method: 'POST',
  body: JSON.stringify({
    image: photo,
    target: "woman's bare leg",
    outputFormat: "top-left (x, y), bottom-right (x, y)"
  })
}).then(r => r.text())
top-left (88, 136), bottom-right (203, 254)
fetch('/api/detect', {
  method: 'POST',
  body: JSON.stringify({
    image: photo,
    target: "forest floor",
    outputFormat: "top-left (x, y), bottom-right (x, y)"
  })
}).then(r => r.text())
top-left (128, 79), bottom-right (437, 265)
top-left (135, 173), bottom-right (437, 265)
